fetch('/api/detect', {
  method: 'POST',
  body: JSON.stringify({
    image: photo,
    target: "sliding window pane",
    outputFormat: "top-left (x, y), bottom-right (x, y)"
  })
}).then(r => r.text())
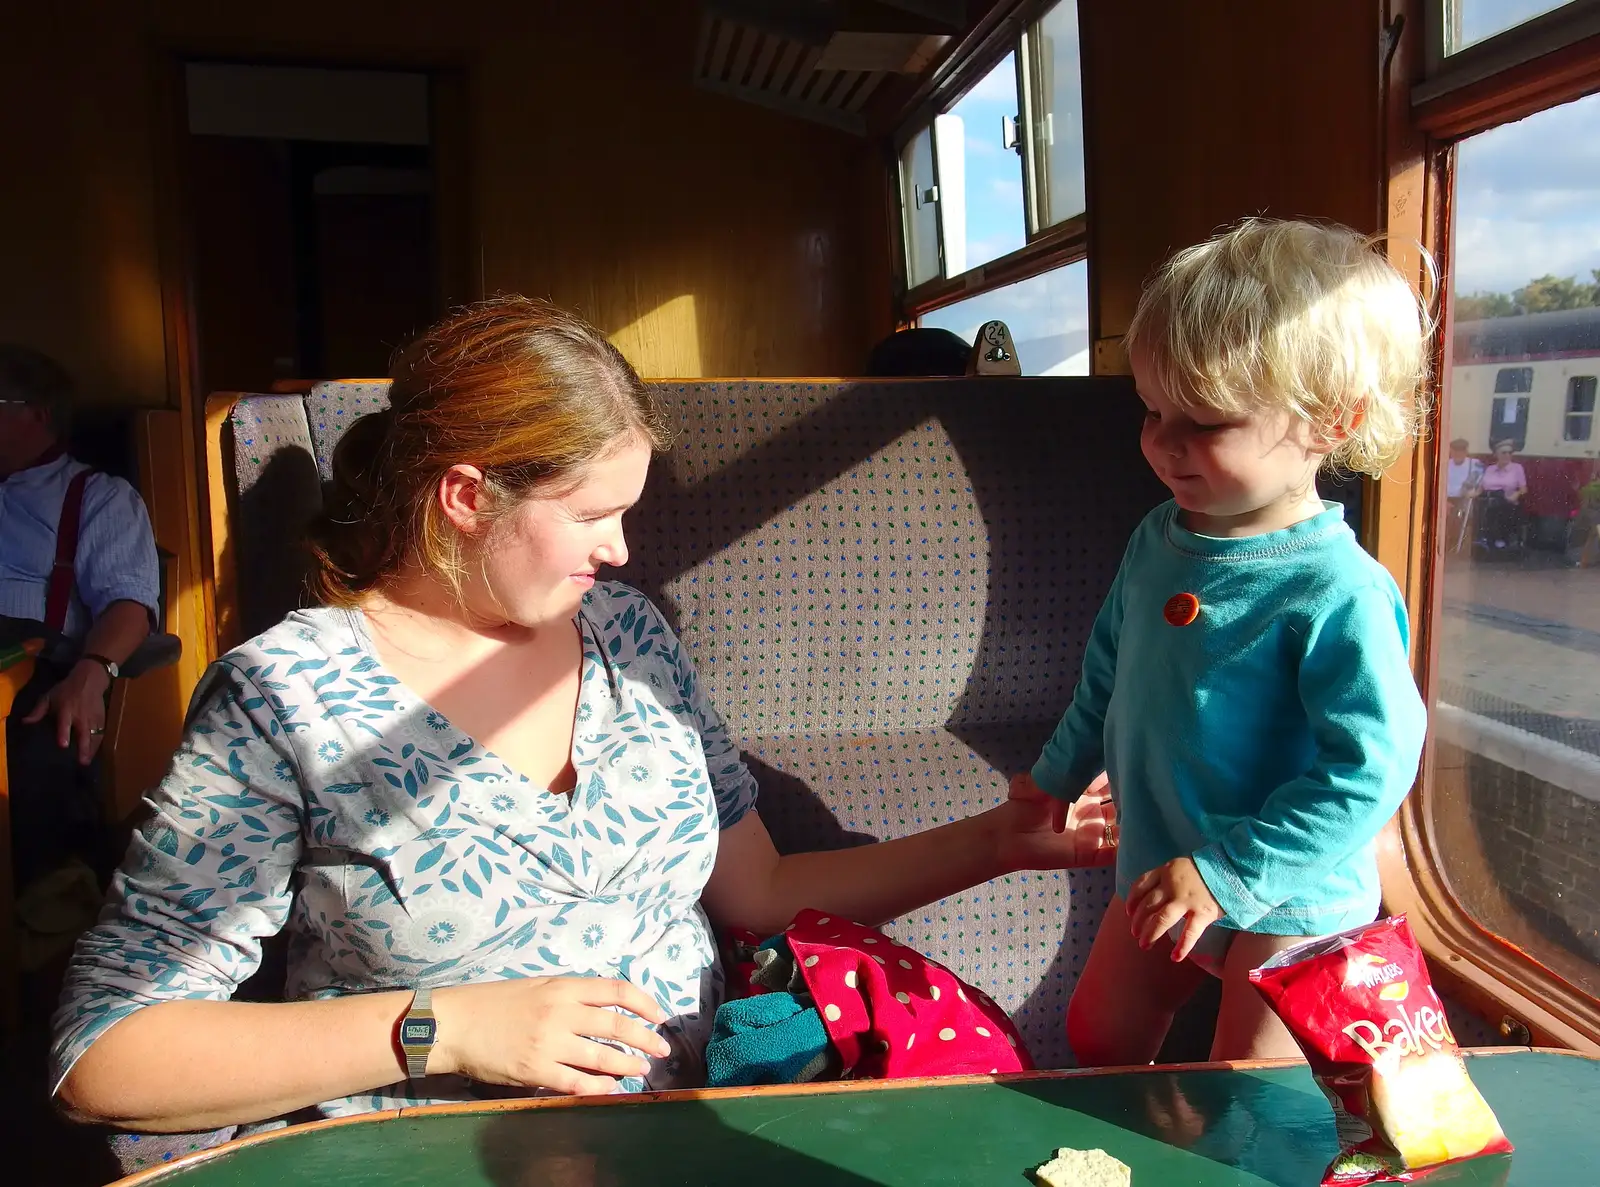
top-left (1434, 90), bottom-right (1600, 998)
top-left (938, 53), bottom-right (1026, 273)
top-left (1024, 0), bottom-right (1086, 229)
top-left (1447, 0), bottom-right (1580, 53)
top-left (900, 124), bottom-right (941, 289)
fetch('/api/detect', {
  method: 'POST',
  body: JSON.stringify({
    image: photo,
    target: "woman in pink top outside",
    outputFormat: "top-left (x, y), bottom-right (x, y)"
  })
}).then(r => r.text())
top-left (1480, 439), bottom-right (1528, 502)
top-left (1478, 439), bottom-right (1528, 550)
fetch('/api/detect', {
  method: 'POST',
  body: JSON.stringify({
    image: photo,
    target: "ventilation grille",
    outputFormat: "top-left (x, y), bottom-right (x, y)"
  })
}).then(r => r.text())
top-left (693, 12), bottom-right (947, 135)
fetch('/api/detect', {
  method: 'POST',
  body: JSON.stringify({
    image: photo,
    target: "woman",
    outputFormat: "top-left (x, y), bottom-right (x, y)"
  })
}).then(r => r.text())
top-left (1478, 439), bottom-right (1527, 549)
top-left (53, 298), bottom-right (1115, 1134)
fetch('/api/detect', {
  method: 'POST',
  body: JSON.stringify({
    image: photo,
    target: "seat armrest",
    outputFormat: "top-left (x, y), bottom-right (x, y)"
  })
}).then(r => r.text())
top-left (121, 633), bottom-right (182, 680)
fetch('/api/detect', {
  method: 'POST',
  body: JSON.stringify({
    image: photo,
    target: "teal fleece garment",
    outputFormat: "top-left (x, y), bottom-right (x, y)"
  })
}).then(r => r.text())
top-left (1032, 501), bottom-right (1426, 933)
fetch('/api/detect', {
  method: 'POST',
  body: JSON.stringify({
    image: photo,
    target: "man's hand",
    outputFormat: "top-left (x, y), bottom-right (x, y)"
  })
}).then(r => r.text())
top-left (23, 657), bottom-right (111, 763)
top-left (1126, 856), bottom-right (1222, 962)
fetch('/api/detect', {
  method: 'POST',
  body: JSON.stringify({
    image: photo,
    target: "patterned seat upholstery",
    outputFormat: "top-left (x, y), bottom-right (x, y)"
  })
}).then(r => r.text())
top-left (212, 375), bottom-right (1164, 1068)
top-left (304, 380), bottom-right (393, 482)
top-left (218, 382), bottom-right (393, 641)
top-left (616, 379), bottom-right (1166, 1066)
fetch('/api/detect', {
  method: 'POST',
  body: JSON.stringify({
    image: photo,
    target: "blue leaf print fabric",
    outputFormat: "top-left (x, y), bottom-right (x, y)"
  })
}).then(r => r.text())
top-left (51, 582), bottom-right (757, 1128)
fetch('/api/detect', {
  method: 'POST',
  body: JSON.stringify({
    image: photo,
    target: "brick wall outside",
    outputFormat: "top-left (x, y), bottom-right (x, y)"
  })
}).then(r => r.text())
top-left (1458, 749), bottom-right (1600, 969)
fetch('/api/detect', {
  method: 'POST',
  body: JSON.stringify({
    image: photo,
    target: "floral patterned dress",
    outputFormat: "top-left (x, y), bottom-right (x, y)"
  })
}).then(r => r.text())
top-left (51, 582), bottom-right (758, 1126)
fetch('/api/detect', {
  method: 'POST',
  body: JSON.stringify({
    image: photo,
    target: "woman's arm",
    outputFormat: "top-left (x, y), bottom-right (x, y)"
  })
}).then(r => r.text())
top-left (61, 977), bottom-right (670, 1132)
top-left (59, 993), bottom-right (414, 1131)
top-left (701, 792), bottom-right (1115, 937)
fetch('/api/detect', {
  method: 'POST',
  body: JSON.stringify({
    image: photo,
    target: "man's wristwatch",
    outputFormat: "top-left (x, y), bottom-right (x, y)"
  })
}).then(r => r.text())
top-left (82, 652), bottom-right (120, 680)
top-left (398, 987), bottom-right (437, 1079)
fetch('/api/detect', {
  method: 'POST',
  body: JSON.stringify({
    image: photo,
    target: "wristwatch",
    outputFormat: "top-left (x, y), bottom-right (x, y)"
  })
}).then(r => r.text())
top-left (398, 987), bottom-right (437, 1079)
top-left (82, 652), bottom-right (120, 680)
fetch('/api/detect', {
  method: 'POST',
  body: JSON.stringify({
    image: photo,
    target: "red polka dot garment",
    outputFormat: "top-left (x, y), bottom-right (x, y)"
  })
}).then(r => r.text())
top-left (784, 908), bottom-right (1033, 1079)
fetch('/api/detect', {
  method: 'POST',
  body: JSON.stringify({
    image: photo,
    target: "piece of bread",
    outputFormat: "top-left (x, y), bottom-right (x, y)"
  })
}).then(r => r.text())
top-left (1034, 1147), bottom-right (1132, 1187)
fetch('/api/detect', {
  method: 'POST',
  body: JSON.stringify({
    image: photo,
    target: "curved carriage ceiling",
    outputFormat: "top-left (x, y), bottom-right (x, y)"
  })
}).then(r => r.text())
top-left (694, 0), bottom-right (962, 135)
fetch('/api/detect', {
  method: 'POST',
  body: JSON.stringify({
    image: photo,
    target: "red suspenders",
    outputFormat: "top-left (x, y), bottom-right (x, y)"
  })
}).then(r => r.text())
top-left (43, 468), bottom-right (92, 635)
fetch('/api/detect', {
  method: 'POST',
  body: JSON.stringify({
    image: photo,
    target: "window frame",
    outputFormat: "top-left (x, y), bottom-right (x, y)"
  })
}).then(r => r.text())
top-left (1375, 0), bottom-right (1600, 1053)
top-left (1564, 375), bottom-right (1597, 441)
top-left (887, 0), bottom-right (1090, 326)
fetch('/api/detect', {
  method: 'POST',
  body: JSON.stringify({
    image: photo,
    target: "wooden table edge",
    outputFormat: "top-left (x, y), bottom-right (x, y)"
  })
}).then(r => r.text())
top-left (107, 1045), bottom-right (1580, 1185)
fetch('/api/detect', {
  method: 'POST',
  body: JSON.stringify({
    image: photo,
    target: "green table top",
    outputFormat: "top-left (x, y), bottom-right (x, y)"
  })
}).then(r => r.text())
top-left (124, 1050), bottom-right (1592, 1186)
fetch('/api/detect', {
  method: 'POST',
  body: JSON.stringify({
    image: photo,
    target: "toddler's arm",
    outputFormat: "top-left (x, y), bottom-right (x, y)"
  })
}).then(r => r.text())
top-left (1031, 566), bottom-right (1127, 801)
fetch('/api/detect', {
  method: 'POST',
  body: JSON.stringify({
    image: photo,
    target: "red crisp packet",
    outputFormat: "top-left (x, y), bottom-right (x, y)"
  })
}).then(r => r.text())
top-left (1250, 916), bottom-right (1511, 1185)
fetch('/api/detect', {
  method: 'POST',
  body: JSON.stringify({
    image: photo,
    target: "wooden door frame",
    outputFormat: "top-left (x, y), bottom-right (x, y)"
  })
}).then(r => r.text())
top-left (148, 43), bottom-right (478, 664)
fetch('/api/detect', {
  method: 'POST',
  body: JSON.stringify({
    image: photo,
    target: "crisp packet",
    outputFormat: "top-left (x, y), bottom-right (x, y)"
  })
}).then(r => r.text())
top-left (1249, 915), bottom-right (1512, 1185)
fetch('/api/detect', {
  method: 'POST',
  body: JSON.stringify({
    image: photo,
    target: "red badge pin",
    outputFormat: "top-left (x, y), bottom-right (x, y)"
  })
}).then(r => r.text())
top-left (1163, 592), bottom-right (1200, 627)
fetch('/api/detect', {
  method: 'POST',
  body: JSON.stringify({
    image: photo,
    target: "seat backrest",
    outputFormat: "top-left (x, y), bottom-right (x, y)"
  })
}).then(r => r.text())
top-left (616, 378), bottom-right (1165, 735)
top-left (205, 381), bottom-right (392, 649)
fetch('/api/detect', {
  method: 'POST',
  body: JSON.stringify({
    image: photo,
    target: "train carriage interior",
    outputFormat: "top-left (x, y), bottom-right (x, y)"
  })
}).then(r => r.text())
top-left (5, 1), bottom-right (1600, 1184)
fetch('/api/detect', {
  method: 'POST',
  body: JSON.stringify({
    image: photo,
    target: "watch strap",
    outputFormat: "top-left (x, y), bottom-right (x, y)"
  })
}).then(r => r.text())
top-left (399, 986), bottom-right (436, 1079)
top-left (83, 652), bottom-right (119, 679)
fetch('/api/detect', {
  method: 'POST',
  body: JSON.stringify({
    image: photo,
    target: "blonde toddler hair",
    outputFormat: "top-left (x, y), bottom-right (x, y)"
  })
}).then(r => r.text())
top-left (1123, 217), bottom-right (1434, 477)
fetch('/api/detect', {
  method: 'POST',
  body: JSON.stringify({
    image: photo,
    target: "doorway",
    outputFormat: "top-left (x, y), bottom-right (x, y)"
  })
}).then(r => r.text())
top-left (182, 61), bottom-right (444, 393)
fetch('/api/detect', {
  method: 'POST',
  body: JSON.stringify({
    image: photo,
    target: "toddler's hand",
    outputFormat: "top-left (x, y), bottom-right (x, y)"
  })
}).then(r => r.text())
top-left (1126, 857), bottom-right (1220, 961)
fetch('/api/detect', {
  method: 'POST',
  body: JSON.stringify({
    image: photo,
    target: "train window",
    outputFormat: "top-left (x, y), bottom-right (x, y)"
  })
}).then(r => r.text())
top-left (919, 260), bottom-right (1089, 375)
top-left (1493, 366), bottom-right (1534, 393)
top-left (894, 0), bottom-right (1087, 318)
top-left (1430, 88), bottom-right (1600, 1004)
top-left (1020, 0), bottom-right (1086, 231)
top-left (1444, 0), bottom-right (1585, 54)
top-left (938, 53), bottom-right (1027, 273)
top-left (1565, 377), bottom-right (1597, 441)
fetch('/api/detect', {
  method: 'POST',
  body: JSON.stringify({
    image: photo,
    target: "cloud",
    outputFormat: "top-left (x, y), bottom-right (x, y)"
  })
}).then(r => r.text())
top-left (958, 53), bottom-right (1017, 106)
top-left (921, 260), bottom-right (1090, 358)
top-left (1458, 0), bottom-right (1569, 47)
top-left (1454, 90), bottom-right (1600, 293)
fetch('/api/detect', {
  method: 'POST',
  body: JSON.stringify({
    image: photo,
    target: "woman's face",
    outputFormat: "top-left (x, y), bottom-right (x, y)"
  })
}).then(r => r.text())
top-left (1494, 445), bottom-right (1515, 466)
top-left (468, 437), bottom-right (653, 628)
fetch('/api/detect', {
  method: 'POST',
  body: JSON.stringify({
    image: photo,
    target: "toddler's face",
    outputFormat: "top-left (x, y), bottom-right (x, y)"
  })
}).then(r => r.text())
top-left (1131, 344), bottom-right (1324, 534)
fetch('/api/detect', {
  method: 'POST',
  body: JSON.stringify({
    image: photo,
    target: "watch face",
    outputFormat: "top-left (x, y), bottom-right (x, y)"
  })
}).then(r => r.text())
top-left (403, 1018), bottom-right (437, 1045)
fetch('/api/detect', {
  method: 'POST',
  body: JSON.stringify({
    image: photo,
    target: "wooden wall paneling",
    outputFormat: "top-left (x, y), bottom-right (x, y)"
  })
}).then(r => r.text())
top-left (100, 410), bottom-right (206, 825)
top-left (1081, 0), bottom-right (1385, 344)
top-left (7, 0), bottom-right (889, 417)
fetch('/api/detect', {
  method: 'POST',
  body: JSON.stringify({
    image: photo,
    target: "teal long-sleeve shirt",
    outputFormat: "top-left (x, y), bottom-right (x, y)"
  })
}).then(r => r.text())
top-left (1032, 501), bottom-right (1426, 934)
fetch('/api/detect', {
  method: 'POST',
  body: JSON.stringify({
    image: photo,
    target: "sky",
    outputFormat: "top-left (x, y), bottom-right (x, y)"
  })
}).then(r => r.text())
top-left (1454, 88), bottom-right (1600, 296)
top-left (941, 52), bottom-right (1027, 271)
top-left (921, 260), bottom-right (1089, 376)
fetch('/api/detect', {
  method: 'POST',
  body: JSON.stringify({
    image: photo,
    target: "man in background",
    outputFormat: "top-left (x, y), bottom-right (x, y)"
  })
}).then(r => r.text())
top-left (1445, 437), bottom-right (1483, 554)
top-left (1, 345), bottom-right (159, 887)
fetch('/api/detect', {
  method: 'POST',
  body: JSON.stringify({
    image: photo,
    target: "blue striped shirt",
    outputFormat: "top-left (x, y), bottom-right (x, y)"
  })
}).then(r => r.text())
top-left (0, 453), bottom-right (160, 639)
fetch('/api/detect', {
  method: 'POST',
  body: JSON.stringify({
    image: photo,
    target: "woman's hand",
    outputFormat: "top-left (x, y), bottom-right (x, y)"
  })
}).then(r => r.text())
top-left (1126, 857), bottom-right (1221, 961)
top-left (431, 976), bottom-right (672, 1096)
top-left (996, 770), bottom-right (1117, 871)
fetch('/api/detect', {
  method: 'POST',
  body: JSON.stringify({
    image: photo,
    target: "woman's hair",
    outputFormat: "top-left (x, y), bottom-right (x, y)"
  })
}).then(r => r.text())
top-left (308, 296), bottom-right (670, 606)
top-left (1123, 217), bottom-right (1435, 477)
top-left (1492, 439), bottom-right (1517, 454)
